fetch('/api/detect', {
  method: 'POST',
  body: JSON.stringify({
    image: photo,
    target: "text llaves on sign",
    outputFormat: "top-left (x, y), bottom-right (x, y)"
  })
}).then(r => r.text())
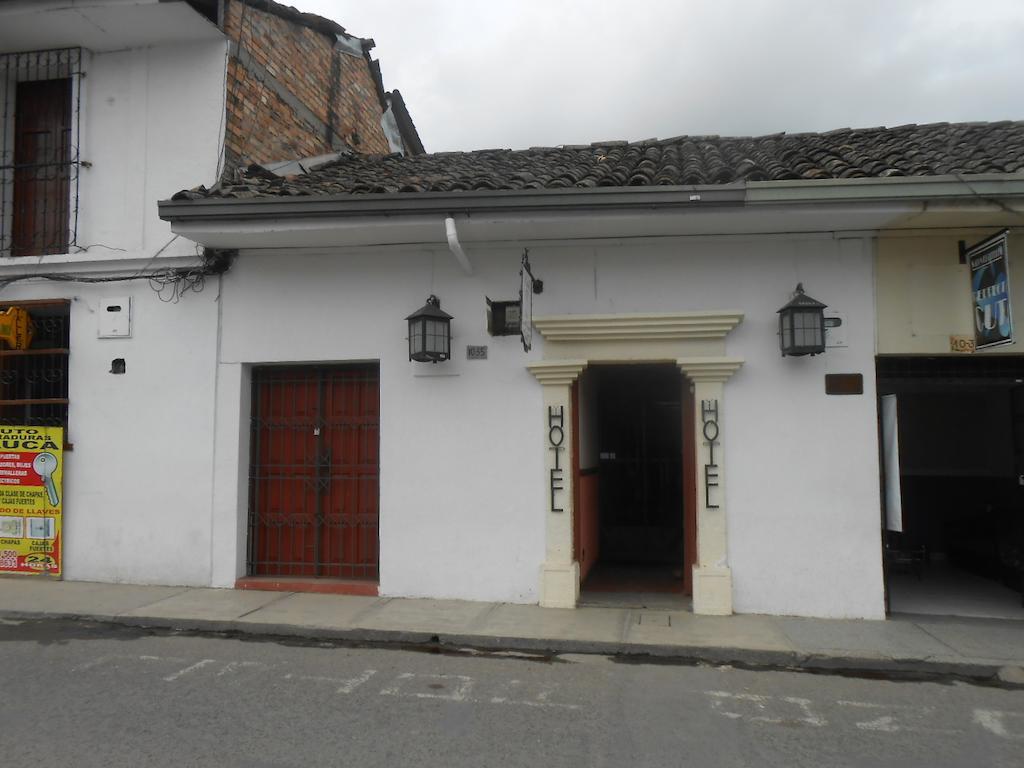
top-left (520, 249), bottom-right (535, 352)
top-left (0, 426), bottom-right (64, 576)
top-left (967, 229), bottom-right (1013, 350)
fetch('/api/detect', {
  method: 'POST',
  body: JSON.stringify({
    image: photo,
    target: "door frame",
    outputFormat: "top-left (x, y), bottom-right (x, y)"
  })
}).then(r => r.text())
top-left (571, 364), bottom-right (698, 595)
top-left (682, 376), bottom-right (697, 594)
top-left (528, 310), bottom-right (744, 614)
top-left (246, 362), bottom-right (380, 580)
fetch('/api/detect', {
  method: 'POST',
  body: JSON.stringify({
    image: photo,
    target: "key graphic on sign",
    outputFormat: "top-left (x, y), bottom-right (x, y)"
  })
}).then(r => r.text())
top-left (32, 452), bottom-right (59, 507)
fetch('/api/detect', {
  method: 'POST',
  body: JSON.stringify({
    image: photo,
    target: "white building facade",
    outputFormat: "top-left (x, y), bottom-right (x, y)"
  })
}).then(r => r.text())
top-left (0, 0), bottom-right (422, 592)
top-left (4, 14), bottom-right (1020, 624)
top-left (163, 177), bottom-right (985, 621)
top-left (159, 144), bottom-right (1024, 619)
top-left (0, 0), bottom-right (227, 585)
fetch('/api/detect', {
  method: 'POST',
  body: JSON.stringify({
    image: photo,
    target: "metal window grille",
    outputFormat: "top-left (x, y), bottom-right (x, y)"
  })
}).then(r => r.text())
top-left (0, 300), bottom-right (70, 435)
top-left (0, 48), bottom-right (82, 258)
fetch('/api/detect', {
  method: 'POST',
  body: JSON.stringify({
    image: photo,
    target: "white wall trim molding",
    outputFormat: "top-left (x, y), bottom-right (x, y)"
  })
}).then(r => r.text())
top-left (677, 357), bottom-right (745, 382)
top-left (526, 360), bottom-right (588, 386)
top-left (0, 252), bottom-right (203, 275)
top-left (534, 311), bottom-right (743, 342)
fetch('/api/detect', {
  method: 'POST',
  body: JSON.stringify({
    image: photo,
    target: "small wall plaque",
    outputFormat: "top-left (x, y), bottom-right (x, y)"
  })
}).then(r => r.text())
top-left (949, 335), bottom-right (976, 354)
top-left (825, 373), bottom-right (863, 395)
top-left (466, 345), bottom-right (488, 360)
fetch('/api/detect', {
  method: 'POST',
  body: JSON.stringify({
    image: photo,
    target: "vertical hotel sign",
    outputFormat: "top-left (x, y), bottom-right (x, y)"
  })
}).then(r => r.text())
top-left (0, 426), bottom-right (63, 576)
top-left (968, 230), bottom-right (1013, 350)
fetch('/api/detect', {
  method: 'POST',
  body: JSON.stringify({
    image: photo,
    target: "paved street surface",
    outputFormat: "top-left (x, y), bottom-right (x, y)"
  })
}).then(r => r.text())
top-left (0, 619), bottom-right (1021, 768)
top-left (3, 579), bottom-right (1024, 685)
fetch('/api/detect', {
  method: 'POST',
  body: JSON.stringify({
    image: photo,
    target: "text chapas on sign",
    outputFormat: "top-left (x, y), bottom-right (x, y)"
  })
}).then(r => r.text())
top-left (0, 426), bottom-right (64, 577)
top-left (548, 405), bottom-right (565, 512)
top-left (702, 400), bottom-right (720, 509)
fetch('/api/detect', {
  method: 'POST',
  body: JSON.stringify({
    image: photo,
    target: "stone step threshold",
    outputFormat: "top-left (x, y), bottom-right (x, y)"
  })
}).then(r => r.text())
top-left (235, 576), bottom-right (379, 597)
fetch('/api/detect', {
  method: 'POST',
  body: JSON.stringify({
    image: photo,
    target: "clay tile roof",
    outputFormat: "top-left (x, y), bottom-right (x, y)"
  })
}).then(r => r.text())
top-left (173, 121), bottom-right (1024, 201)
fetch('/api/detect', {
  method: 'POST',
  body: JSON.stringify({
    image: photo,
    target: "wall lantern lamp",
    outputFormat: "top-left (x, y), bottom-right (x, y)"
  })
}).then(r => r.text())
top-left (406, 295), bottom-right (452, 363)
top-left (777, 283), bottom-right (827, 357)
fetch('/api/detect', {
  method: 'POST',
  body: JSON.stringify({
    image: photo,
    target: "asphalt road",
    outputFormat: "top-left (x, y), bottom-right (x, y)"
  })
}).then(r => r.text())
top-left (0, 618), bottom-right (1021, 768)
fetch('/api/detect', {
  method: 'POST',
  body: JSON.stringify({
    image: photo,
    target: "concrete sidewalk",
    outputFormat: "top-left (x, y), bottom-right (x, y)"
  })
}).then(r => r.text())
top-left (1, 578), bottom-right (1022, 684)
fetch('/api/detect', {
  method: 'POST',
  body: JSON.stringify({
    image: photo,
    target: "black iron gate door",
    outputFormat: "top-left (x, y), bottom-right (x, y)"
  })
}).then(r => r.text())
top-left (248, 364), bottom-right (380, 579)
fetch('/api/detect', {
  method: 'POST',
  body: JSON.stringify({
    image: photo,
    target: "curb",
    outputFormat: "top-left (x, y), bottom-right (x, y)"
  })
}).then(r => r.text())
top-left (5, 608), bottom-right (1022, 687)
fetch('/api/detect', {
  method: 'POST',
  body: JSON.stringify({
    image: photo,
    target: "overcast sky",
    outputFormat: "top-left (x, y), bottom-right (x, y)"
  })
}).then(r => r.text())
top-left (294, 0), bottom-right (1022, 153)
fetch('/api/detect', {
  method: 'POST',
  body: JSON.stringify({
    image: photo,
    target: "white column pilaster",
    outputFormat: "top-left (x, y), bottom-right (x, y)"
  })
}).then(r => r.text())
top-left (527, 361), bottom-right (587, 608)
top-left (677, 357), bottom-right (743, 616)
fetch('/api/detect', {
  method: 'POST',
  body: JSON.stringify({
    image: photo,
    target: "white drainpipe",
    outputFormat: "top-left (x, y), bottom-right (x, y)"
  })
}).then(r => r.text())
top-left (445, 216), bottom-right (473, 275)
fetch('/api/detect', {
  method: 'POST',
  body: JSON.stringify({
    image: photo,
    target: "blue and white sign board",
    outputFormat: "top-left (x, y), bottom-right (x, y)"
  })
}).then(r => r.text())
top-left (968, 230), bottom-right (1012, 350)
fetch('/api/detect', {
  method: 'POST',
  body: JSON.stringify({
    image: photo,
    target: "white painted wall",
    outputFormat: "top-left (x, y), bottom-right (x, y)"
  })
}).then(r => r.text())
top-left (877, 232), bottom-right (1024, 355)
top-left (0, 37), bottom-right (227, 585)
top-left (211, 233), bottom-right (885, 617)
top-left (214, 248), bottom-right (547, 601)
top-left (527, 236), bottom-right (884, 618)
top-left (76, 40), bottom-right (227, 257)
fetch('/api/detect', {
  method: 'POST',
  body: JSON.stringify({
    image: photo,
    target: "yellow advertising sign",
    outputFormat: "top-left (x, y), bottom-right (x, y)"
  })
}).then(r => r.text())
top-left (0, 426), bottom-right (63, 577)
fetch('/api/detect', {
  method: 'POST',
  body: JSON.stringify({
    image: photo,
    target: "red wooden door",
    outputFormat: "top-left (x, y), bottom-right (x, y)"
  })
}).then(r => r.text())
top-left (12, 79), bottom-right (71, 257)
top-left (249, 365), bottom-right (379, 579)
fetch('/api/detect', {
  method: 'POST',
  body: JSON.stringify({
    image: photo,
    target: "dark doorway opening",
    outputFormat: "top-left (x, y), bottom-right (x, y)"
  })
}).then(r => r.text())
top-left (578, 363), bottom-right (692, 603)
top-left (878, 355), bottom-right (1024, 619)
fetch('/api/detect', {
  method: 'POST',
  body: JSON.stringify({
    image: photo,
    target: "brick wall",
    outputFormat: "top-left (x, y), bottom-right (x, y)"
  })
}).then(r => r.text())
top-left (223, 0), bottom-right (392, 170)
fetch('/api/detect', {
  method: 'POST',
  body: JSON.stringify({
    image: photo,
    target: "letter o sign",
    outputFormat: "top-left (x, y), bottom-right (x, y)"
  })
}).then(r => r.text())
top-left (702, 419), bottom-right (718, 443)
top-left (549, 424), bottom-right (564, 447)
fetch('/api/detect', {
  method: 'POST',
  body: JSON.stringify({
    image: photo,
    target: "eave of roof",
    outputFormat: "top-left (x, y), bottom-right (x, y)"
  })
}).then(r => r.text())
top-left (158, 173), bottom-right (1024, 224)
top-left (173, 121), bottom-right (1024, 202)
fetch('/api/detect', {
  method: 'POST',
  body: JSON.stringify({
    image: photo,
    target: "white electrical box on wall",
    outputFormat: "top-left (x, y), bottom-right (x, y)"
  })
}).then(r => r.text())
top-left (824, 310), bottom-right (847, 348)
top-left (98, 297), bottom-right (132, 338)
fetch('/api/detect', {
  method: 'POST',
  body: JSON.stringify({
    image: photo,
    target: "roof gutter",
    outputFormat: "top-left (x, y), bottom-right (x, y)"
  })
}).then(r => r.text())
top-left (158, 185), bottom-right (748, 223)
top-left (745, 172), bottom-right (1024, 204)
top-left (157, 173), bottom-right (1024, 225)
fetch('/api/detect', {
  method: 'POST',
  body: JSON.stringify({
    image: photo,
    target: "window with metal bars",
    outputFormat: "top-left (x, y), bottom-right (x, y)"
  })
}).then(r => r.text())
top-left (0, 48), bottom-right (82, 258)
top-left (0, 300), bottom-right (70, 440)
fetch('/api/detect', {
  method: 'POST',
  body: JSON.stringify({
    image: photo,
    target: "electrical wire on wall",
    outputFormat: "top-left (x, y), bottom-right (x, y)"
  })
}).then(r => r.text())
top-left (0, 247), bottom-right (236, 299)
top-left (148, 254), bottom-right (212, 303)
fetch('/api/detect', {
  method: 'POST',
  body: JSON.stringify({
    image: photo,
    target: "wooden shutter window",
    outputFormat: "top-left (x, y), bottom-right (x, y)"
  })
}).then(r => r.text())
top-left (11, 79), bottom-right (72, 257)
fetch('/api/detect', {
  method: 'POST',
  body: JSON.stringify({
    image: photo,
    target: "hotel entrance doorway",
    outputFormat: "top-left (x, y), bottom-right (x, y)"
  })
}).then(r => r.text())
top-left (575, 363), bottom-right (695, 603)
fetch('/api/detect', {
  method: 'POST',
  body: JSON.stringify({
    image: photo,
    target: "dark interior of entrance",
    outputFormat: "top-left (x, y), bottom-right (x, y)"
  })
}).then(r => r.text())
top-left (878, 356), bottom-right (1024, 619)
top-left (579, 364), bottom-right (687, 595)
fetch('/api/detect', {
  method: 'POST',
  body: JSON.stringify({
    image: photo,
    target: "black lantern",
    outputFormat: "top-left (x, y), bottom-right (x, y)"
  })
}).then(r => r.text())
top-left (406, 295), bottom-right (452, 363)
top-left (778, 283), bottom-right (827, 357)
